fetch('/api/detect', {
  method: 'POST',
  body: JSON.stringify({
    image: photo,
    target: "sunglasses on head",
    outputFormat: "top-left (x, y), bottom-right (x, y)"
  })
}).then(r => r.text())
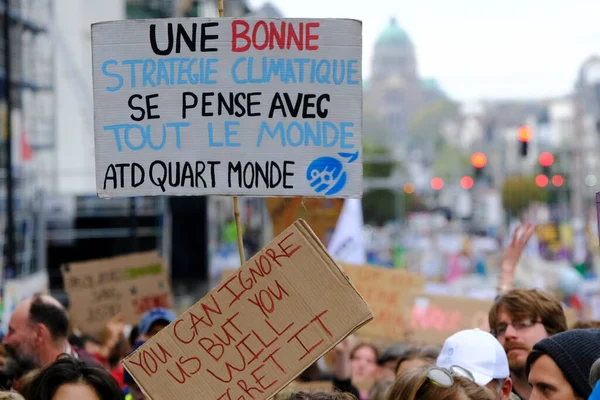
top-left (410, 366), bottom-right (476, 399)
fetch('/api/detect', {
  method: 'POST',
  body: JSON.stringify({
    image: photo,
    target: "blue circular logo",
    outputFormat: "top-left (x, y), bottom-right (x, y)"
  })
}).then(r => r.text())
top-left (306, 156), bottom-right (347, 196)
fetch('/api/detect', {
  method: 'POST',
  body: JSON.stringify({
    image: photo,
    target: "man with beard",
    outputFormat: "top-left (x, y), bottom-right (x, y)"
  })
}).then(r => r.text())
top-left (488, 289), bottom-right (567, 399)
top-left (2, 293), bottom-right (94, 375)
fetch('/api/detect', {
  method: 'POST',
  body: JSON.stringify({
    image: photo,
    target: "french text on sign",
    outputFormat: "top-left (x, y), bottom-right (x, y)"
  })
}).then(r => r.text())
top-left (121, 220), bottom-right (373, 400)
top-left (92, 18), bottom-right (362, 197)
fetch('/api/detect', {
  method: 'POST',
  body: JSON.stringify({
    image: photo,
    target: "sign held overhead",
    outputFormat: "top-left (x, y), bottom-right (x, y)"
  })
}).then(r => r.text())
top-left (122, 219), bottom-right (373, 400)
top-left (92, 18), bottom-right (363, 198)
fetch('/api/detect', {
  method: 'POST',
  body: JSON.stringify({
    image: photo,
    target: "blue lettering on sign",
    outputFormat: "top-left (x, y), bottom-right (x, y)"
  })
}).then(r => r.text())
top-left (306, 151), bottom-right (359, 196)
top-left (256, 121), bottom-right (356, 148)
top-left (100, 58), bottom-right (220, 91)
top-left (104, 122), bottom-right (189, 152)
top-left (232, 57), bottom-right (359, 85)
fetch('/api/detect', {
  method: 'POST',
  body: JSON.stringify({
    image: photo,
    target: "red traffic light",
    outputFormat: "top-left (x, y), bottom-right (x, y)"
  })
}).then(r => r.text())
top-left (471, 152), bottom-right (487, 169)
top-left (431, 177), bottom-right (444, 190)
top-left (517, 126), bottom-right (532, 142)
top-left (552, 175), bottom-right (564, 187)
top-left (535, 174), bottom-right (549, 187)
top-left (460, 176), bottom-right (474, 190)
top-left (539, 152), bottom-right (554, 167)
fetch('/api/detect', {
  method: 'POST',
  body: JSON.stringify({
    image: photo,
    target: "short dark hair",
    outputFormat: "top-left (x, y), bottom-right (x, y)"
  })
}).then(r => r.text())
top-left (27, 355), bottom-right (123, 400)
top-left (28, 294), bottom-right (69, 341)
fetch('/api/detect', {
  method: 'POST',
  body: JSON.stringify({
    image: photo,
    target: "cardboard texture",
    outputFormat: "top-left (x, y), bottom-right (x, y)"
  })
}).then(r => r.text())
top-left (341, 263), bottom-right (424, 340)
top-left (266, 198), bottom-right (344, 245)
top-left (406, 293), bottom-right (492, 346)
top-left (62, 252), bottom-right (173, 336)
top-left (91, 18), bottom-right (363, 198)
top-left (123, 219), bottom-right (373, 400)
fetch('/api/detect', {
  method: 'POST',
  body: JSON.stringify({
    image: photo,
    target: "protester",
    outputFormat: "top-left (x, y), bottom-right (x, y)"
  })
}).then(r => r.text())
top-left (526, 329), bottom-right (600, 399)
top-left (386, 365), bottom-right (496, 400)
top-left (377, 344), bottom-right (407, 380)
top-left (350, 343), bottom-right (379, 383)
top-left (368, 379), bottom-right (393, 400)
top-left (395, 346), bottom-right (439, 375)
top-left (26, 355), bottom-right (123, 400)
top-left (489, 289), bottom-right (568, 399)
top-left (437, 329), bottom-right (512, 400)
top-left (137, 308), bottom-right (176, 341)
top-left (2, 293), bottom-right (96, 375)
top-left (590, 358), bottom-right (600, 388)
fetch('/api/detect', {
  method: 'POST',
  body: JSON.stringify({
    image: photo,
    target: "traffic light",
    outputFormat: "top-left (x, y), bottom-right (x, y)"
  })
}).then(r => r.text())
top-left (517, 126), bottom-right (532, 157)
top-left (431, 177), bottom-right (444, 191)
top-left (471, 152), bottom-right (487, 178)
top-left (460, 176), bottom-right (474, 190)
top-left (539, 152), bottom-right (554, 175)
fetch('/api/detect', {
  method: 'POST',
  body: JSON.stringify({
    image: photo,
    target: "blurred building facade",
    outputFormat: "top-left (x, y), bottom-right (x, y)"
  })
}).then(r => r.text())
top-left (364, 18), bottom-right (446, 146)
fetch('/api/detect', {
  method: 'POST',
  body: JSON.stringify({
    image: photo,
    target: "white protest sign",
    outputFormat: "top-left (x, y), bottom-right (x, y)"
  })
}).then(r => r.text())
top-left (92, 18), bottom-right (363, 198)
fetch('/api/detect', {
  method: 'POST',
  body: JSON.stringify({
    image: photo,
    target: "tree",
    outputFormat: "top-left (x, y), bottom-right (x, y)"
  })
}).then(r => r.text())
top-left (502, 175), bottom-right (549, 216)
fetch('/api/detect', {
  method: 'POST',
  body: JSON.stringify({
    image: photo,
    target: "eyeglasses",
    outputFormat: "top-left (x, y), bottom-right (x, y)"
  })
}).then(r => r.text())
top-left (409, 366), bottom-right (475, 398)
top-left (493, 319), bottom-right (540, 338)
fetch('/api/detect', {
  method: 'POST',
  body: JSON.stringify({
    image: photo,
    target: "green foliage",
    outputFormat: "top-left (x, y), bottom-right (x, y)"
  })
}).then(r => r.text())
top-left (502, 175), bottom-right (549, 216)
top-left (431, 145), bottom-right (471, 182)
top-left (362, 190), bottom-right (426, 226)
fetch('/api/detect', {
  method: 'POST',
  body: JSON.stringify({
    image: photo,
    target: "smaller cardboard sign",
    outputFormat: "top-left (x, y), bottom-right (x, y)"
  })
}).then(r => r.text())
top-left (406, 293), bottom-right (493, 346)
top-left (62, 252), bottom-right (173, 336)
top-left (123, 220), bottom-right (373, 400)
top-left (342, 264), bottom-right (425, 340)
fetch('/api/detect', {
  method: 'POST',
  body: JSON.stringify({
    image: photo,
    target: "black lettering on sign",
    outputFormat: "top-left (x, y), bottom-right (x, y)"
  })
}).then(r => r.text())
top-left (268, 93), bottom-right (330, 119)
top-left (103, 163), bottom-right (145, 190)
top-left (149, 22), bottom-right (219, 56)
top-left (128, 94), bottom-right (161, 121)
top-left (182, 92), bottom-right (262, 118)
top-left (228, 161), bottom-right (295, 189)
top-left (149, 160), bottom-right (221, 192)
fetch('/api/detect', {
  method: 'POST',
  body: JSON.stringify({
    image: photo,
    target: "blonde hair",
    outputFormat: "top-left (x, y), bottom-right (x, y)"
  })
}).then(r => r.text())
top-left (0, 392), bottom-right (25, 400)
top-left (386, 366), bottom-right (495, 400)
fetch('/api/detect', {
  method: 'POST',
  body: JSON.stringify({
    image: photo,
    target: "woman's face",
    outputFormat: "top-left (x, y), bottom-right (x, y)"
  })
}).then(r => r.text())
top-left (52, 383), bottom-right (101, 400)
top-left (351, 346), bottom-right (378, 380)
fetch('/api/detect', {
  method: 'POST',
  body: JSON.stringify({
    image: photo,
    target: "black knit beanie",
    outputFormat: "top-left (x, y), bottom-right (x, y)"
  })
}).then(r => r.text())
top-left (527, 328), bottom-right (600, 398)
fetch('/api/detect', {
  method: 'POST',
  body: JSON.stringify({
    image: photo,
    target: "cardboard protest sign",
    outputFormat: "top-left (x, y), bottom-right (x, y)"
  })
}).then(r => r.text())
top-left (92, 18), bottom-right (363, 198)
top-left (406, 293), bottom-right (493, 346)
top-left (342, 264), bottom-right (424, 340)
top-left (62, 252), bottom-right (173, 336)
top-left (266, 198), bottom-right (343, 245)
top-left (123, 220), bottom-right (373, 400)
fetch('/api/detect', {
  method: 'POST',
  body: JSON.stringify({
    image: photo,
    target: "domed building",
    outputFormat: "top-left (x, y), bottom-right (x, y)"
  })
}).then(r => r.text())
top-left (364, 18), bottom-right (445, 145)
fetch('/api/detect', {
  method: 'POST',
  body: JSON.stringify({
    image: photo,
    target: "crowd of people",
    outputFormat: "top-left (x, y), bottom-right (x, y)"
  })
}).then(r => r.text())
top-left (0, 223), bottom-right (598, 400)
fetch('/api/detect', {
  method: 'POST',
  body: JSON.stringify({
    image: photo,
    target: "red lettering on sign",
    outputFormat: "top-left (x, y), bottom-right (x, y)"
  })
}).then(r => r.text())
top-left (231, 20), bottom-right (320, 53)
top-left (127, 343), bottom-right (173, 377)
top-left (166, 355), bottom-right (202, 384)
top-left (287, 310), bottom-right (332, 361)
top-left (132, 293), bottom-right (170, 315)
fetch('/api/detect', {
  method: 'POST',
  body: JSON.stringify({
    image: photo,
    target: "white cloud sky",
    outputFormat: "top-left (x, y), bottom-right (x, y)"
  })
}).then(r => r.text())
top-left (247, 0), bottom-right (600, 101)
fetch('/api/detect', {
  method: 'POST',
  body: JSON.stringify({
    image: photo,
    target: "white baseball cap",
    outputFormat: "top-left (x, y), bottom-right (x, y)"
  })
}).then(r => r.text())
top-left (436, 328), bottom-right (510, 386)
